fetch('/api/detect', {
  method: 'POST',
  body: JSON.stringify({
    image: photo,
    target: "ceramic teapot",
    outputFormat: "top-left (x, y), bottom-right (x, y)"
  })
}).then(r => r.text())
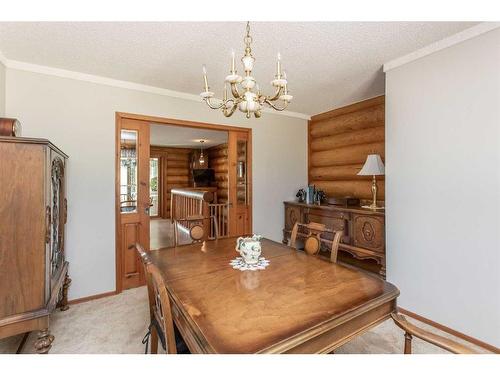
top-left (236, 235), bottom-right (263, 265)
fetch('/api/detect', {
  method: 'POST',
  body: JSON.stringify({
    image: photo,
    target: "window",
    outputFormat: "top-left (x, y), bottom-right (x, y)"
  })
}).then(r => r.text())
top-left (120, 130), bottom-right (138, 213)
top-left (149, 158), bottom-right (159, 216)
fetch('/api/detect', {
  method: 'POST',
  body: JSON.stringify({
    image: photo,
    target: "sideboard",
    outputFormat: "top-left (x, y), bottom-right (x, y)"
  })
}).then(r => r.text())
top-left (283, 201), bottom-right (386, 278)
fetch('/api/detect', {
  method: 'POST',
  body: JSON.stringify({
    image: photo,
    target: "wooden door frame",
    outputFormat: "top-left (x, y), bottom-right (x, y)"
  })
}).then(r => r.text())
top-left (115, 112), bottom-right (253, 294)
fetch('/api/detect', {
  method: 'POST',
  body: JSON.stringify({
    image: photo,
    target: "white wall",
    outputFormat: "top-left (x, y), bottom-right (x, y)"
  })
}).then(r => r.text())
top-left (5, 68), bottom-right (308, 300)
top-left (0, 61), bottom-right (5, 116)
top-left (386, 28), bottom-right (500, 346)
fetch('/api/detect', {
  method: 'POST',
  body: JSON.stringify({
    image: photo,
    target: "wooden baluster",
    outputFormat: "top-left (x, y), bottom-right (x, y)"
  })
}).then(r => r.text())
top-left (212, 205), bottom-right (215, 238)
top-left (170, 193), bottom-right (174, 222)
top-left (220, 205), bottom-right (223, 236)
top-left (178, 195), bottom-right (180, 220)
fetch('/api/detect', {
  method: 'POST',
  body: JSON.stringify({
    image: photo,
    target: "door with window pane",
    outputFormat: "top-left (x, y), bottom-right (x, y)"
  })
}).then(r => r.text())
top-left (228, 130), bottom-right (252, 236)
top-left (117, 118), bottom-right (150, 291)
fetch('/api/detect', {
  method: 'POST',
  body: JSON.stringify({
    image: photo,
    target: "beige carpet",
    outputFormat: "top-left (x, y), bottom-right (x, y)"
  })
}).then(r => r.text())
top-left (0, 287), bottom-right (490, 354)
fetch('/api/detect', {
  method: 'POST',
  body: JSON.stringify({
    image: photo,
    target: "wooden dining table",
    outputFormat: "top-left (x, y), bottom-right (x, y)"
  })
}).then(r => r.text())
top-left (149, 236), bottom-right (399, 353)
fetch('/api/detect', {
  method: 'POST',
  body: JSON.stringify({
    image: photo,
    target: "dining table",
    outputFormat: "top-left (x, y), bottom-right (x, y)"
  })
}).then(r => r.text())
top-left (149, 236), bottom-right (400, 353)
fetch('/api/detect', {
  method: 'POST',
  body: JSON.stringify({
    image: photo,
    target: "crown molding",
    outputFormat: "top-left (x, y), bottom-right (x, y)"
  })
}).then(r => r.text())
top-left (383, 22), bottom-right (500, 72)
top-left (1, 55), bottom-right (311, 120)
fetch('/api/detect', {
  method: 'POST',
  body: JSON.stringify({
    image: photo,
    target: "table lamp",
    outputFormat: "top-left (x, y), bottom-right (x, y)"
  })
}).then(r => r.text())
top-left (358, 154), bottom-right (385, 210)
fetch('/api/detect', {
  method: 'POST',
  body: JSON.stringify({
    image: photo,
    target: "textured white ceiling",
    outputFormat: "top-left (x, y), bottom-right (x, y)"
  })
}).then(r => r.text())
top-left (0, 22), bottom-right (477, 115)
top-left (150, 124), bottom-right (227, 148)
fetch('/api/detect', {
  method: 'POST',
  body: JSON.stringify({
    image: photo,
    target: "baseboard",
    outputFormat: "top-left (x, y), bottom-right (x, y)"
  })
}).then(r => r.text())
top-left (68, 290), bottom-right (117, 305)
top-left (398, 307), bottom-right (500, 354)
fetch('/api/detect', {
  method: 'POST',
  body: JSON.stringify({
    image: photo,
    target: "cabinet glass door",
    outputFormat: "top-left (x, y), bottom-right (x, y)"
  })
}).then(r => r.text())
top-left (50, 156), bottom-right (66, 278)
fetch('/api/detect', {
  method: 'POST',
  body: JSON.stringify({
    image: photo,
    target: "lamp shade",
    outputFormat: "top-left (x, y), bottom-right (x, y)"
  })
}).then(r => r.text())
top-left (358, 154), bottom-right (385, 176)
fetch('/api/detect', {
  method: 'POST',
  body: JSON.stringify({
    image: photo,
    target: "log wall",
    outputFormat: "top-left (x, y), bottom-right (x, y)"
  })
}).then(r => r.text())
top-left (308, 96), bottom-right (385, 201)
top-left (150, 146), bottom-right (194, 218)
top-left (207, 143), bottom-right (229, 203)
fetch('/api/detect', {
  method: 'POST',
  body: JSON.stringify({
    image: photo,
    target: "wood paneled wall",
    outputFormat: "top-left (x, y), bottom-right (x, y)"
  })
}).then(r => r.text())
top-left (308, 96), bottom-right (385, 201)
top-left (150, 146), bottom-right (193, 218)
top-left (208, 143), bottom-right (228, 203)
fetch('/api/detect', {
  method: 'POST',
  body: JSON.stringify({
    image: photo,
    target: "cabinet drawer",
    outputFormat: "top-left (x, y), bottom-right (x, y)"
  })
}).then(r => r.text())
top-left (353, 214), bottom-right (385, 252)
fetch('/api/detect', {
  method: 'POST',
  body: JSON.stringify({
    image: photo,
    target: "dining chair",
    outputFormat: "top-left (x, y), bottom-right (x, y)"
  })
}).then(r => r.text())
top-left (173, 214), bottom-right (219, 246)
top-left (289, 221), bottom-right (342, 263)
top-left (134, 243), bottom-right (189, 354)
top-left (391, 313), bottom-right (477, 354)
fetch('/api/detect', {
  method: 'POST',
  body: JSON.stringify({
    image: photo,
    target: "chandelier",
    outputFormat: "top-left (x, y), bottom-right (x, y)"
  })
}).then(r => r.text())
top-left (200, 22), bottom-right (293, 118)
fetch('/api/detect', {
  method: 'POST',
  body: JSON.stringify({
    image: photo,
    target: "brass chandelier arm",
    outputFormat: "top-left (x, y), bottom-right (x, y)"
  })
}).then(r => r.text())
top-left (230, 82), bottom-right (242, 99)
top-left (263, 98), bottom-right (290, 111)
top-left (204, 98), bottom-right (226, 110)
top-left (264, 86), bottom-right (283, 102)
top-left (223, 102), bottom-right (238, 117)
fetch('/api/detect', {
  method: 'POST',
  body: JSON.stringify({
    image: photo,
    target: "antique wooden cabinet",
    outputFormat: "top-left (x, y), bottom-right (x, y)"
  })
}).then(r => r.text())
top-left (0, 136), bottom-right (71, 353)
top-left (283, 201), bottom-right (386, 278)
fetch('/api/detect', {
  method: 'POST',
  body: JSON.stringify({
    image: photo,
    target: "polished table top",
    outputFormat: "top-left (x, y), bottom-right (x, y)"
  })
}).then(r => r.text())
top-left (149, 237), bottom-right (399, 353)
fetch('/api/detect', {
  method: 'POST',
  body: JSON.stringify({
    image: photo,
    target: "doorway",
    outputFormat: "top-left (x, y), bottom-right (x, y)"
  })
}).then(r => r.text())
top-left (149, 124), bottom-right (229, 250)
top-left (115, 113), bottom-right (253, 293)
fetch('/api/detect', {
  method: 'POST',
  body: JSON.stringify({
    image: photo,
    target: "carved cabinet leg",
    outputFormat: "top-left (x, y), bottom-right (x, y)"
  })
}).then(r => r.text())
top-left (380, 265), bottom-right (386, 279)
top-left (379, 258), bottom-right (387, 279)
top-left (404, 332), bottom-right (412, 354)
top-left (58, 273), bottom-right (72, 311)
top-left (34, 329), bottom-right (54, 354)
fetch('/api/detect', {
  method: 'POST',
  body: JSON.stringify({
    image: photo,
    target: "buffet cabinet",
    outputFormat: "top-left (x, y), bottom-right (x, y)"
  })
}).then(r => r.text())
top-left (283, 201), bottom-right (386, 278)
top-left (0, 137), bottom-right (71, 353)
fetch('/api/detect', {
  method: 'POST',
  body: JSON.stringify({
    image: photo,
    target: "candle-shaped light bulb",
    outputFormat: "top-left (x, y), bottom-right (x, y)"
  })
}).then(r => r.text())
top-left (283, 71), bottom-right (288, 93)
top-left (256, 84), bottom-right (261, 96)
top-left (276, 52), bottom-right (282, 77)
top-left (231, 50), bottom-right (236, 74)
top-left (202, 65), bottom-right (209, 92)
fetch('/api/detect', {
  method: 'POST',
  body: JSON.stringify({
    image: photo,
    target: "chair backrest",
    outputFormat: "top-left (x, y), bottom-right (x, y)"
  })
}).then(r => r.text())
top-left (391, 313), bottom-right (477, 354)
top-left (289, 221), bottom-right (342, 263)
top-left (174, 215), bottom-right (219, 246)
top-left (135, 244), bottom-right (154, 318)
top-left (134, 243), bottom-right (177, 354)
top-left (147, 262), bottom-right (177, 354)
